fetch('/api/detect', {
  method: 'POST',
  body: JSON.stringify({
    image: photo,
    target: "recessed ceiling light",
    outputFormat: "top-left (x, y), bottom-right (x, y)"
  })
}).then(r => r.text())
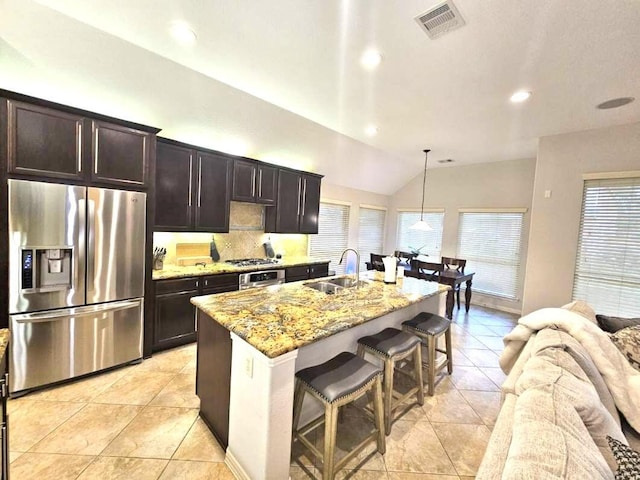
top-left (365, 125), bottom-right (379, 136)
top-left (510, 90), bottom-right (532, 103)
top-left (596, 97), bottom-right (635, 110)
top-left (170, 22), bottom-right (197, 45)
top-left (360, 49), bottom-right (383, 70)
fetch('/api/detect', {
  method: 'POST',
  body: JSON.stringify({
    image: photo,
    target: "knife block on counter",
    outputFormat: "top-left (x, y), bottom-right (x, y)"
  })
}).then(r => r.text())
top-left (175, 243), bottom-right (214, 266)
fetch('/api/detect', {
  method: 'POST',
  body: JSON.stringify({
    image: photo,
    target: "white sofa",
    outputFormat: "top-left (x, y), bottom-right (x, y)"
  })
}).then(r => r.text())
top-left (477, 305), bottom-right (640, 479)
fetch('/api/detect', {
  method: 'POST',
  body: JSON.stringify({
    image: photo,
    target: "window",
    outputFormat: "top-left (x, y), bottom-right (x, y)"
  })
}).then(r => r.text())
top-left (572, 177), bottom-right (640, 317)
top-left (309, 201), bottom-right (350, 275)
top-left (457, 210), bottom-right (525, 299)
top-left (396, 211), bottom-right (444, 258)
top-left (358, 206), bottom-right (386, 270)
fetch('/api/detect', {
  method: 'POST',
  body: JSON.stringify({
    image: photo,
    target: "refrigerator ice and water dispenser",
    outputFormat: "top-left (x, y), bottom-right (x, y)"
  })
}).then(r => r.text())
top-left (20, 247), bottom-right (73, 291)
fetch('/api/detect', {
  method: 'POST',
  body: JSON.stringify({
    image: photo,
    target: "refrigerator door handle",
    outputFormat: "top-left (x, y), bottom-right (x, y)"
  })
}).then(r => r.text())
top-left (86, 199), bottom-right (95, 295)
top-left (12, 300), bottom-right (141, 324)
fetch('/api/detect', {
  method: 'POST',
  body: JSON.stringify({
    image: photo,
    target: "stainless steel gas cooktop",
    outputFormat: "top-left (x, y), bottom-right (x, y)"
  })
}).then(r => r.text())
top-left (225, 258), bottom-right (279, 267)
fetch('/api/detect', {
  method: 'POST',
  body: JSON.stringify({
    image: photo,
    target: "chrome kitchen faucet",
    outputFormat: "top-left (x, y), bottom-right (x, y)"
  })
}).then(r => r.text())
top-left (339, 248), bottom-right (360, 288)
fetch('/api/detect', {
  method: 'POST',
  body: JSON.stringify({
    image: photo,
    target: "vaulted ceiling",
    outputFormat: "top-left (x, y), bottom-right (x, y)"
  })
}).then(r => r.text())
top-left (1, 0), bottom-right (639, 194)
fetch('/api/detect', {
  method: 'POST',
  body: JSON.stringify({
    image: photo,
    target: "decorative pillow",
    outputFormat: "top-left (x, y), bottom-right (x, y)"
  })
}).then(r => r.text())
top-left (561, 300), bottom-right (597, 323)
top-left (596, 314), bottom-right (640, 333)
top-left (610, 326), bottom-right (640, 372)
top-left (608, 435), bottom-right (640, 479)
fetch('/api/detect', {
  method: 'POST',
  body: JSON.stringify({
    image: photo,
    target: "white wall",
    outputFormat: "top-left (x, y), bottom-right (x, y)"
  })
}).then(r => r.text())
top-left (387, 158), bottom-right (537, 314)
top-left (522, 122), bottom-right (640, 314)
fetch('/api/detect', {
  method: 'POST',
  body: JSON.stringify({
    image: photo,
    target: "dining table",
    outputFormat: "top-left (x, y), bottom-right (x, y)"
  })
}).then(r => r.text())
top-left (437, 269), bottom-right (475, 319)
top-left (404, 267), bottom-right (475, 319)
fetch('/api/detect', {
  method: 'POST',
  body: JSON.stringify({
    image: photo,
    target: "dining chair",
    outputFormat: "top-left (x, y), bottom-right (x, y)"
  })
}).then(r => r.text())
top-left (441, 257), bottom-right (466, 309)
top-left (394, 251), bottom-right (417, 268)
top-left (369, 253), bottom-right (386, 271)
top-left (406, 259), bottom-right (444, 282)
top-left (441, 257), bottom-right (466, 273)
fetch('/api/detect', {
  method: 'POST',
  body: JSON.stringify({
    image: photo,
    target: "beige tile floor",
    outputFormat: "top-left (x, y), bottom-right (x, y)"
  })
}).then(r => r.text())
top-left (8, 305), bottom-right (516, 479)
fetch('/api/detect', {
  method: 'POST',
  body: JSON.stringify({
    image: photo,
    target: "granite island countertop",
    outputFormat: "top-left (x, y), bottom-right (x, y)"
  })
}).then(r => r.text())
top-left (152, 256), bottom-right (331, 280)
top-left (191, 275), bottom-right (449, 358)
top-left (0, 328), bottom-right (9, 362)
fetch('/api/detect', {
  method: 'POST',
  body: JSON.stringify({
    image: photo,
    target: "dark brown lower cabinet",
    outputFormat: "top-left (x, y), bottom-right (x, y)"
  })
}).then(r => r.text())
top-left (285, 263), bottom-right (329, 283)
top-left (152, 274), bottom-right (239, 353)
top-left (1, 345), bottom-right (9, 480)
top-left (196, 310), bottom-right (232, 449)
top-left (153, 279), bottom-right (199, 352)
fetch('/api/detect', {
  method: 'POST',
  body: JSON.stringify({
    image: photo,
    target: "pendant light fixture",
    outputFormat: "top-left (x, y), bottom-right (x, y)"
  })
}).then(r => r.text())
top-left (410, 149), bottom-right (433, 231)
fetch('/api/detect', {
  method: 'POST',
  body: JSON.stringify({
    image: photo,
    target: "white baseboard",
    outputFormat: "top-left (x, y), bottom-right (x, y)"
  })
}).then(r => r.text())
top-left (226, 449), bottom-right (293, 480)
top-left (225, 448), bottom-right (250, 480)
top-left (471, 300), bottom-right (522, 315)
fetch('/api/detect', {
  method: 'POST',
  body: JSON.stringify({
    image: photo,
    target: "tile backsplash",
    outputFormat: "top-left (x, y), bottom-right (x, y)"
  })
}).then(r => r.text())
top-left (153, 202), bottom-right (309, 264)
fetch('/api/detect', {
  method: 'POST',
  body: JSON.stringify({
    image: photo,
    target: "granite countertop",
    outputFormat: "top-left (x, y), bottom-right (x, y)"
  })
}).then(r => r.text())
top-left (0, 329), bottom-right (9, 361)
top-left (152, 256), bottom-right (331, 280)
top-left (191, 275), bottom-right (449, 358)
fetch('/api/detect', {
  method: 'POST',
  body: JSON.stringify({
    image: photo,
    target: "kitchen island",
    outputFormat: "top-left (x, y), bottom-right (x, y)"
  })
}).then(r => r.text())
top-left (192, 275), bottom-right (448, 480)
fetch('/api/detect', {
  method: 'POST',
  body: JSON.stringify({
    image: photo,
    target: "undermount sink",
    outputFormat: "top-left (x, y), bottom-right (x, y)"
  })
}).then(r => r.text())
top-left (304, 277), bottom-right (370, 294)
top-left (328, 277), bottom-right (368, 288)
top-left (305, 281), bottom-right (344, 295)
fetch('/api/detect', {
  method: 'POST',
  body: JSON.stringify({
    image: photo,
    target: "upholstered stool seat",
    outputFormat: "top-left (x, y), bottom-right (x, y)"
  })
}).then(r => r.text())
top-left (402, 312), bottom-right (453, 395)
top-left (292, 352), bottom-right (385, 480)
top-left (357, 328), bottom-right (424, 433)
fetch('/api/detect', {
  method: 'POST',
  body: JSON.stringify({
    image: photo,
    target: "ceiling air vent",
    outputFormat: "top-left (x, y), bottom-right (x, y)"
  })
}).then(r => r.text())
top-left (415, 1), bottom-right (465, 39)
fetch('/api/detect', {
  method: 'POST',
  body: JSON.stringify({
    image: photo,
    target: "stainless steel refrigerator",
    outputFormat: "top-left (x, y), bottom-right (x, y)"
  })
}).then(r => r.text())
top-left (8, 179), bottom-right (146, 395)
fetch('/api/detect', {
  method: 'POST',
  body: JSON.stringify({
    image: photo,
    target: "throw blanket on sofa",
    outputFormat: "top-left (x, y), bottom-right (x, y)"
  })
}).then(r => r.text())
top-left (500, 307), bottom-right (640, 432)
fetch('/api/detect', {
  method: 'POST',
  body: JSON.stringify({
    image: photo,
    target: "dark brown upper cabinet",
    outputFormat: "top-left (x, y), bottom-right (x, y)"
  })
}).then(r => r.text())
top-left (155, 139), bottom-right (231, 233)
top-left (155, 141), bottom-right (194, 230)
top-left (196, 151), bottom-right (231, 232)
top-left (231, 158), bottom-right (277, 205)
top-left (299, 174), bottom-right (321, 233)
top-left (91, 120), bottom-right (150, 187)
top-left (265, 169), bottom-right (322, 234)
top-left (3, 91), bottom-right (159, 189)
top-left (6, 100), bottom-right (84, 181)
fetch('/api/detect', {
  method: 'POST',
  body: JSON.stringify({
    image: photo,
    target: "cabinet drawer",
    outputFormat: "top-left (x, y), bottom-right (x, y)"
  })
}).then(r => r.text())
top-left (285, 266), bottom-right (309, 280)
top-left (308, 264), bottom-right (329, 279)
top-left (155, 277), bottom-right (200, 295)
top-left (202, 274), bottom-right (239, 291)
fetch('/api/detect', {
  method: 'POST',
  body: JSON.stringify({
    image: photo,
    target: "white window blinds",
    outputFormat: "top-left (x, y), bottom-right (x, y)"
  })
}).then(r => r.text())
top-left (358, 206), bottom-right (386, 270)
top-left (457, 211), bottom-right (524, 299)
top-left (572, 177), bottom-right (640, 317)
top-left (396, 211), bottom-right (444, 258)
top-left (309, 201), bottom-right (350, 275)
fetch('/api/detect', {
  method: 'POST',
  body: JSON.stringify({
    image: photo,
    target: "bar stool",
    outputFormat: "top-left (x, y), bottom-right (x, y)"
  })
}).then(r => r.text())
top-left (292, 352), bottom-right (386, 480)
top-left (402, 312), bottom-right (453, 395)
top-left (356, 327), bottom-right (424, 433)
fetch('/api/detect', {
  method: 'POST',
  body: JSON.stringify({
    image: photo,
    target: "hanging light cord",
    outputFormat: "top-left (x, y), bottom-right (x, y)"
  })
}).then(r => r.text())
top-left (419, 149), bottom-right (430, 221)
